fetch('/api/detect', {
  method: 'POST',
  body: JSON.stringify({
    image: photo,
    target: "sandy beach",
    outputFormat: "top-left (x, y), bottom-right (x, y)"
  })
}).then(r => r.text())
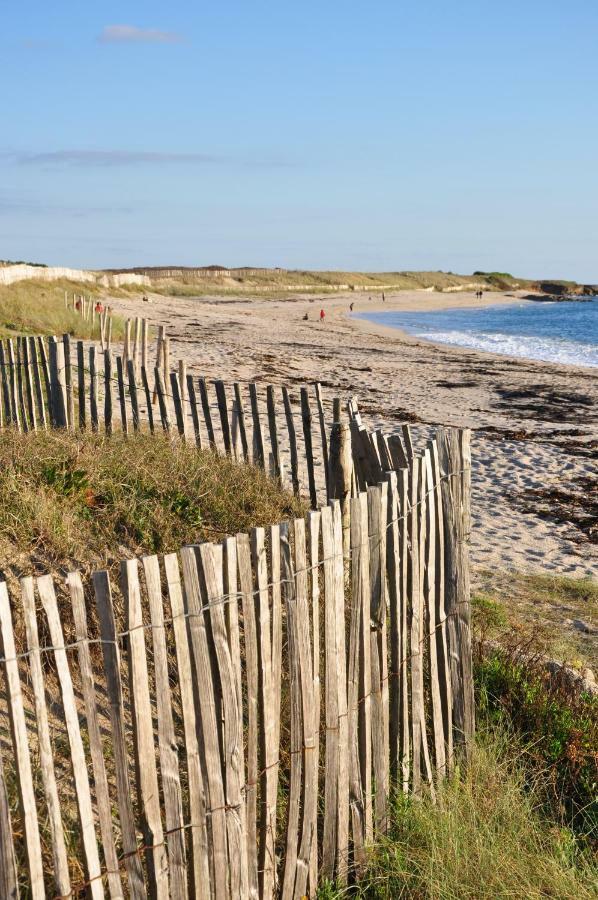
top-left (107, 288), bottom-right (597, 580)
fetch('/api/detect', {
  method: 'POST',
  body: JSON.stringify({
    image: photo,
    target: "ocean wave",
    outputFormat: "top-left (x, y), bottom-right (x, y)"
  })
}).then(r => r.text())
top-left (416, 329), bottom-right (598, 367)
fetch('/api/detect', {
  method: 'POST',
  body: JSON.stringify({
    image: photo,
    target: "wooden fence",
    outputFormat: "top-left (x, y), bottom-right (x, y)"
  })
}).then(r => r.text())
top-left (0, 331), bottom-right (343, 507)
top-left (0, 415), bottom-right (473, 898)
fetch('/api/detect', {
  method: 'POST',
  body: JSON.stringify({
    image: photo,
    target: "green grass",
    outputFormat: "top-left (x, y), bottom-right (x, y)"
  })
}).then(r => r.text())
top-left (475, 648), bottom-right (598, 842)
top-left (319, 729), bottom-right (597, 899)
top-left (473, 571), bottom-right (598, 669)
top-left (135, 268), bottom-right (535, 298)
top-left (0, 278), bottom-right (125, 340)
top-left (0, 427), bottom-right (305, 581)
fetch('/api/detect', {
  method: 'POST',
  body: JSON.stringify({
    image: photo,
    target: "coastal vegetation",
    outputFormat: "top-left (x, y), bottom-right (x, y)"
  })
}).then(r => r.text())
top-left (0, 427), bottom-right (304, 582)
top-left (0, 278), bottom-right (124, 339)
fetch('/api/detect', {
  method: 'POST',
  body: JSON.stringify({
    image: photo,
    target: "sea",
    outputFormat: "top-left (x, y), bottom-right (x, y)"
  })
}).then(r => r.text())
top-left (355, 298), bottom-right (598, 368)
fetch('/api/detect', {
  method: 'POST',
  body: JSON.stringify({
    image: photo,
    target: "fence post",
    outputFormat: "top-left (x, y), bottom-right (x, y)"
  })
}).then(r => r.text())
top-left (437, 427), bottom-right (474, 756)
top-left (328, 400), bottom-right (352, 561)
top-left (48, 336), bottom-right (68, 427)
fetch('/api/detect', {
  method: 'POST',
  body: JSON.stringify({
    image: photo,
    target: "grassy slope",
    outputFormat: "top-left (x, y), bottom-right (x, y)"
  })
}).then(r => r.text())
top-left (474, 572), bottom-right (598, 670)
top-left (143, 268), bottom-right (534, 297)
top-left (0, 279), bottom-right (125, 339)
top-left (0, 428), bottom-right (305, 583)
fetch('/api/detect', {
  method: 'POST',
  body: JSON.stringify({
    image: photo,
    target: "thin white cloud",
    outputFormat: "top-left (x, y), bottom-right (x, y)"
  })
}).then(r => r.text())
top-left (98, 25), bottom-right (183, 44)
top-left (9, 149), bottom-right (296, 170)
top-left (17, 150), bottom-right (221, 167)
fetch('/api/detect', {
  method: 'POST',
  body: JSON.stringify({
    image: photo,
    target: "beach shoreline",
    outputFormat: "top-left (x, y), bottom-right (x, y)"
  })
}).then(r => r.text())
top-left (105, 287), bottom-right (597, 582)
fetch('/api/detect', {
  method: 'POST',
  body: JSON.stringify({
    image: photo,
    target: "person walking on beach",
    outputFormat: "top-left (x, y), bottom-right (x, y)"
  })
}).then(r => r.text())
top-left (320, 309), bottom-right (325, 323)
top-left (349, 302), bottom-right (354, 312)
top-left (382, 291), bottom-right (385, 302)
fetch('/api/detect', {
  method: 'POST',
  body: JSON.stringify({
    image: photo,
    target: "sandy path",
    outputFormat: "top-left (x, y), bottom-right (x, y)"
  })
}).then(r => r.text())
top-left (107, 289), bottom-right (597, 579)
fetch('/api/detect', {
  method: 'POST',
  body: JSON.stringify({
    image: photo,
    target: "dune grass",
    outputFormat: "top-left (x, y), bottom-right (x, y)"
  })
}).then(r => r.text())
top-left (318, 729), bottom-right (597, 899)
top-left (0, 279), bottom-right (125, 340)
top-left (473, 571), bottom-right (598, 670)
top-left (0, 427), bottom-right (305, 582)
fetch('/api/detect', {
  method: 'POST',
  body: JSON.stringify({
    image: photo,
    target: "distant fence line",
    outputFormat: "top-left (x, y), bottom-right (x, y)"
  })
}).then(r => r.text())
top-left (0, 424), bottom-right (473, 898)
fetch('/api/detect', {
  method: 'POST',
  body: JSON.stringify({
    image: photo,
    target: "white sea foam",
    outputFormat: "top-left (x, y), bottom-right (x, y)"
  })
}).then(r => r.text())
top-left (416, 329), bottom-right (598, 367)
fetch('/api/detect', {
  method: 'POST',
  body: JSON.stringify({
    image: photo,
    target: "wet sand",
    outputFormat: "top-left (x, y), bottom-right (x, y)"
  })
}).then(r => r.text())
top-left (107, 289), bottom-right (597, 579)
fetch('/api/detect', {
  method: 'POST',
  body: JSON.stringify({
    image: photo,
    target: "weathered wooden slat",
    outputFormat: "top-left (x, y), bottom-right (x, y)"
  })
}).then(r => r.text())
top-left (0, 748), bottom-right (18, 900)
top-left (291, 517), bottom-right (317, 899)
top-left (103, 350), bottom-right (113, 434)
top-left (155, 366), bottom-right (171, 432)
top-left (199, 543), bottom-right (248, 900)
top-left (127, 359), bottom-right (141, 431)
top-left (321, 502), bottom-right (349, 884)
top-left (397, 468), bottom-right (410, 792)
top-left (22, 337), bottom-right (37, 430)
top-left (314, 383), bottom-right (330, 499)
top-left (92, 571), bottom-right (146, 897)
top-left (178, 360), bottom-right (188, 438)
top-left (29, 336), bottom-right (47, 429)
top-left (116, 356), bottom-right (129, 434)
top-left (170, 371), bottom-right (186, 437)
top-left (142, 556), bottom-right (188, 900)
top-left (7, 339), bottom-right (22, 429)
top-left (164, 553), bottom-right (211, 900)
top-left (187, 374), bottom-right (202, 447)
top-left (21, 577), bottom-right (71, 897)
top-left (37, 336), bottom-right (52, 420)
top-left (37, 575), bottom-right (104, 899)
top-left (300, 386), bottom-right (318, 508)
top-left (76, 341), bottom-right (86, 428)
top-left (387, 433), bottom-right (408, 470)
top-left (307, 509), bottom-right (321, 894)
top-left (0, 341), bottom-right (11, 425)
top-left (50, 337), bottom-right (68, 427)
top-left (386, 473), bottom-right (401, 783)
top-left (68, 572), bottom-right (124, 900)
top-left (88, 346), bottom-right (99, 431)
top-left (402, 424), bottom-right (414, 460)
top-left (0, 581), bottom-right (45, 898)
top-left (417, 457), bottom-right (436, 796)
top-left (179, 546), bottom-right (229, 900)
top-left (233, 383), bottom-right (249, 460)
top-left (368, 484), bottom-right (389, 832)
top-left (63, 333), bottom-right (75, 428)
top-left (248, 382), bottom-right (265, 468)
top-left (409, 457), bottom-right (423, 795)
top-left (438, 427), bottom-right (474, 754)
top-left (236, 533), bottom-right (260, 899)
top-left (268, 524), bottom-right (283, 898)
top-left (429, 438), bottom-right (453, 772)
top-left (424, 448), bottom-right (447, 779)
top-left (198, 377), bottom-right (216, 448)
top-left (282, 386), bottom-right (301, 494)
top-left (265, 385), bottom-right (281, 479)
top-left (280, 524), bottom-right (301, 899)
top-left (120, 560), bottom-right (170, 896)
top-left (16, 338), bottom-right (29, 431)
top-left (141, 366), bottom-right (155, 433)
top-left (346, 495), bottom-right (366, 870)
top-left (357, 492), bottom-right (373, 843)
top-left (215, 380), bottom-right (232, 454)
top-left (251, 527), bottom-right (278, 899)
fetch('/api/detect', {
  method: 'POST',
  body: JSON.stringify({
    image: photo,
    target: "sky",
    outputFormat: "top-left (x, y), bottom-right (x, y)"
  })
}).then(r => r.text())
top-left (1, 1), bottom-right (597, 280)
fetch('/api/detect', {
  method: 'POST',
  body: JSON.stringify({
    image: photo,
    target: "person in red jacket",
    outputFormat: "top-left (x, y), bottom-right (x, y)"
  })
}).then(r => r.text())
top-left (319, 308), bottom-right (325, 322)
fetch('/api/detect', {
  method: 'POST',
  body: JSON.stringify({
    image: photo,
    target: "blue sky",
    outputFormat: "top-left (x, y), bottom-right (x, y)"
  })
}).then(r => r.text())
top-left (1, 1), bottom-right (597, 280)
